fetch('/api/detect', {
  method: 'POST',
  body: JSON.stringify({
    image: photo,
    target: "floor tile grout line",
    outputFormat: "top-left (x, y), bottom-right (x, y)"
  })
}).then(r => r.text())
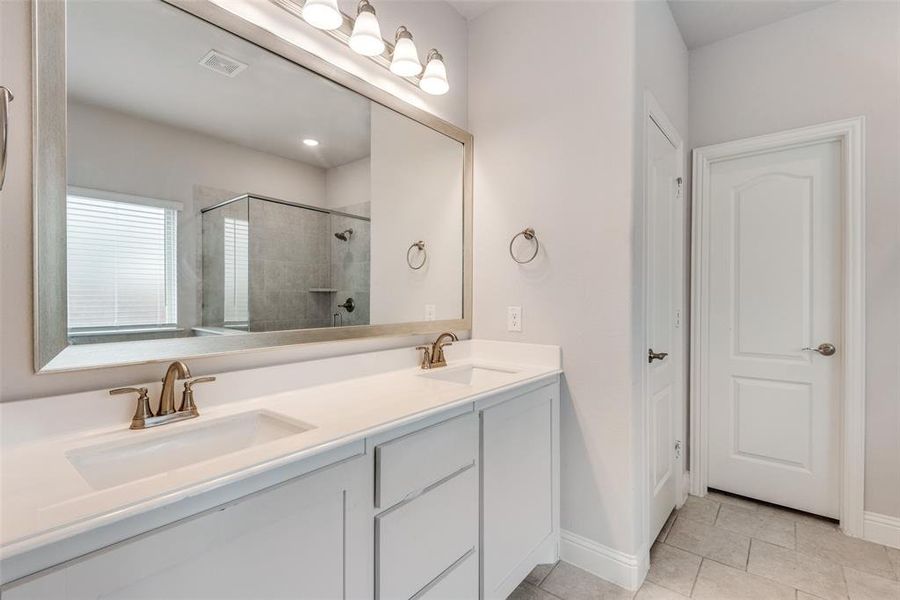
top-left (839, 563), bottom-right (850, 600)
top-left (537, 561), bottom-right (561, 592)
top-left (528, 581), bottom-right (564, 600)
top-left (689, 557), bottom-right (705, 598)
top-left (645, 554), bottom-right (700, 600)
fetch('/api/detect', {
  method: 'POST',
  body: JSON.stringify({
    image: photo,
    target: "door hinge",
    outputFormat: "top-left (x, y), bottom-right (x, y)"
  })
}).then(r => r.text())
top-left (674, 440), bottom-right (682, 459)
top-left (675, 177), bottom-right (683, 200)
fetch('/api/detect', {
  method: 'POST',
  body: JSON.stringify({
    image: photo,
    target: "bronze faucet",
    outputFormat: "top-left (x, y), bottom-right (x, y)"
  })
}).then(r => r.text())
top-left (417, 332), bottom-right (459, 369)
top-left (158, 360), bottom-right (192, 416)
top-left (110, 361), bottom-right (215, 430)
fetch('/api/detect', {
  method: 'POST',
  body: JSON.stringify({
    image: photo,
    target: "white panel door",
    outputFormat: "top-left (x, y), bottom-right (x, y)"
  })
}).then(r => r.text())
top-left (707, 140), bottom-right (842, 518)
top-left (647, 116), bottom-right (681, 539)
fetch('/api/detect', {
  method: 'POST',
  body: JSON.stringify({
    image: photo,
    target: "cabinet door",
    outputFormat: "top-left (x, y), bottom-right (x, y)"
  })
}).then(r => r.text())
top-left (4, 455), bottom-right (371, 600)
top-left (481, 386), bottom-right (557, 600)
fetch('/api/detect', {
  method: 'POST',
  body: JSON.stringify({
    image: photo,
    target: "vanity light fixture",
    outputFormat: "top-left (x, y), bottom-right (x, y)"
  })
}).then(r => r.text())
top-left (302, 138), bottom-right (320, 146)
top-left (389, 26), bottom-right (422, 77)
top-left (349, 0), bottom-right (385, 57)
top-left (271, 0), bottom-right (450, 94)
top-left (302, 0), bottom-right (342, 30)
top-left (419, 49), bottom-right (449, 96)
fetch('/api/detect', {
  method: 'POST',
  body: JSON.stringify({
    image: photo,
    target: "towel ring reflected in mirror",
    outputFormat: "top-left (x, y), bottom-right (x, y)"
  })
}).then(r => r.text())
top-left (407, 240), bottom-right (427, 270)
top-left (509, 228), bottom-right (539, 264)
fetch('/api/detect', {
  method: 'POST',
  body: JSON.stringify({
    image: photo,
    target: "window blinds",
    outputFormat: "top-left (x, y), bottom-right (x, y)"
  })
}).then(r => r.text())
top-left (67, 194), bottom-right (178, 331)
top-left (223, 217), bottom-right (249, 325)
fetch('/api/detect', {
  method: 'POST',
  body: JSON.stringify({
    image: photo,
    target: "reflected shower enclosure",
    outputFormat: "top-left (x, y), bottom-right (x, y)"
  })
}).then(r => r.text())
top-left (201, 194), bottom-right (371, 333)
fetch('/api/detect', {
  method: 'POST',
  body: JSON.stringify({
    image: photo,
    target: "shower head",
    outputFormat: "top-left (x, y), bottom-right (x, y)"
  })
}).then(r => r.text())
top-left (334, 228), bottom-right (354, 241)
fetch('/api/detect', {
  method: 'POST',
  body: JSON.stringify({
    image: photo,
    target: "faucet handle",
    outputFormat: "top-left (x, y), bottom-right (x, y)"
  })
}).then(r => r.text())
top-left (183, 376), bottom-right (216, 391)
top-left (110, 386), bottom-right (148, 396)
top-left (110, 387), bottom-right (154, 429)
top-left (179, 376), bottom-right (215, 413)
top-left (415, 345), bottom-right (432, 369)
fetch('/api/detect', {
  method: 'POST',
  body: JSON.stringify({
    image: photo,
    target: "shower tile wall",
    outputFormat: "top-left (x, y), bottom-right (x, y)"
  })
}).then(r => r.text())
top-left (331, 213), bottom-right (370, 327)
top-left (248, 199), bottom-right (332, 332)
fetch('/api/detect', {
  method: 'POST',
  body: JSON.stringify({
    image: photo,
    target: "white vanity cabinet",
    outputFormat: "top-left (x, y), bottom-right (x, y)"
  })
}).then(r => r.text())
top-left (479, 384), bottom-right (560, 600)
top-left (373, 411), bottom-right (479, 600)
top-left (2, 454), bottom-right (372, 600)
top-left (2, 375), bottom-right (560, 600)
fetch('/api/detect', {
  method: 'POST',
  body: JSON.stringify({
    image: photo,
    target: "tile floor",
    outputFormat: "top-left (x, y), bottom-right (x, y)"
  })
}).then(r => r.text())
top-left (509, 491), bottom-right (900, 600)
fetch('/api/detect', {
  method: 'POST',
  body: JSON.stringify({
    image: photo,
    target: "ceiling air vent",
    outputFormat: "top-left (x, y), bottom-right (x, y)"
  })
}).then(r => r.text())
top-left (198, 50), bottom-right (248, 78)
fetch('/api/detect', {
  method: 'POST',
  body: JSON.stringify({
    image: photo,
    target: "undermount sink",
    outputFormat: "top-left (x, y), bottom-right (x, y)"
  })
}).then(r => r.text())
top-left (67, 411), bottom-right (313, 490)
top-left (418, 364), bottom-right (518, 386)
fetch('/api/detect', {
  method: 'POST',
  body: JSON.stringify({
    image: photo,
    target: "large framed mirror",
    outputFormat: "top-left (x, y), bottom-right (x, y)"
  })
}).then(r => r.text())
top-left (33, 0), bottom-right (472, 372)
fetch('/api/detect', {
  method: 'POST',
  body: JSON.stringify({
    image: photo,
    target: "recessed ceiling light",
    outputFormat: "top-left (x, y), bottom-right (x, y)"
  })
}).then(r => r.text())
top-left (302, 138), bottom-right (320, 147)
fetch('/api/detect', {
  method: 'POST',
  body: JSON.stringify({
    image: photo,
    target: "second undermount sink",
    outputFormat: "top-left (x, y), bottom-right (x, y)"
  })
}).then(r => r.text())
top-left (418, 364), bottom-right (518, 386)
top-left (67, 411), bottom-right (313, 491)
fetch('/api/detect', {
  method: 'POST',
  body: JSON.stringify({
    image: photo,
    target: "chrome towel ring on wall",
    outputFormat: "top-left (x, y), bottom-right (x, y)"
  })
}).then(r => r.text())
top-left (0, 86), bottom-right (13, 191)
top-left (509, 228), bottom-right (539, 264)
top-left (407, 240), bottom-right (426, 270)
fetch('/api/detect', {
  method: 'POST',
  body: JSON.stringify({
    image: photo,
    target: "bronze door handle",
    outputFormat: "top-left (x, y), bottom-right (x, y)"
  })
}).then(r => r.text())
top-left (802, 343), bottom-right (836, 356)
top-left (648, 348), bottom-right (669, 363)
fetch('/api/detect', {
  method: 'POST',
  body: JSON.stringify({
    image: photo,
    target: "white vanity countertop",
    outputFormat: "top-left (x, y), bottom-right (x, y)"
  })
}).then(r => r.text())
top-left (0, 340), bottom-right (560, 573)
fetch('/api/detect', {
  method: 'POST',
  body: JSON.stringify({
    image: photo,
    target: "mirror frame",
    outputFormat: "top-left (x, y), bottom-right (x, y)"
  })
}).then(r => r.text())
top-left (33, 0), bottom-right (473, 373)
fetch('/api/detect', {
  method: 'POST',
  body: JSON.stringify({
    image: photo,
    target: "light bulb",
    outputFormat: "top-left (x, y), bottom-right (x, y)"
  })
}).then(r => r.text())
top-left (349, 0), bottom-right (385, 56)
top-left (390, 26), bottom-right (422, 77)
top-left (302, 0), bottom-right (342, 30)
top-left (420, 49), bottom-right (449, 95)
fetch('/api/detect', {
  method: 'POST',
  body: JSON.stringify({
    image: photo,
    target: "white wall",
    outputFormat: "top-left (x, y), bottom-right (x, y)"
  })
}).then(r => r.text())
top-left (469, 0), bottom-right (643, 567)
top-left (0, 0), bottom-right (468, 401)
top-left (68, 101), bottom-right (327, 209)
top-left (325, 156), bottom-right (371, 213)
top-left (689, 0), bottom-right (900, 519)
top-left (370, 104), bottom-right (463, 323)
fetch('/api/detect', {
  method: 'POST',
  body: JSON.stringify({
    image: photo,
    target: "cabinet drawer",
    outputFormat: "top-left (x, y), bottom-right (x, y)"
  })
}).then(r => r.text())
top-left (376, 466), bottom-right (476, 600)
top-left (414, 550), bottom-right (477, 600)
top-left (375, 412), bottom-right (476, 509)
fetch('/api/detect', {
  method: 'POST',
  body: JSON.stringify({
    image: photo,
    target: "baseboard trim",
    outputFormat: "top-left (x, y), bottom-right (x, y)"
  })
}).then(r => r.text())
top-left (863, 511), bottom-right (900, 549)
top-left (559, 529), bottom-right (648, 591)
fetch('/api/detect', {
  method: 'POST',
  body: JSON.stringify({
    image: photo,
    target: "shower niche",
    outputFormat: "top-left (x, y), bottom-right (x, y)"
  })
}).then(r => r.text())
top-left (201, 194), bottom-right (371, 333)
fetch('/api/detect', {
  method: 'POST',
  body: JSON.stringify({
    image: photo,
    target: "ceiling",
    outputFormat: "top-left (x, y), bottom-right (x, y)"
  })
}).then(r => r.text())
top-left (668, 0), bottom-right (834, 49)
top-left (447, 1), bottom-right (499, 21)
top-left (67, 0), bottom-right (371, 169)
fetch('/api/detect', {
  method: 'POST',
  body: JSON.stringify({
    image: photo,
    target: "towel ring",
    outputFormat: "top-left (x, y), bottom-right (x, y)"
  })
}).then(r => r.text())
top-left (407, 241), bottom-right (426, 270)
top-left (509, 228), bottom-right (539, 264)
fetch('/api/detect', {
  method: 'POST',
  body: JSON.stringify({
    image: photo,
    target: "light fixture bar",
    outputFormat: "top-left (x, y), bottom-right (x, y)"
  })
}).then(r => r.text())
top-left (269, 0), bottom-right (423, 86)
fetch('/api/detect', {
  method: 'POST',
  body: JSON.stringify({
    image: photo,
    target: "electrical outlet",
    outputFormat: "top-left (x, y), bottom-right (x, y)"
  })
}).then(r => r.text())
top-left (674, 309), bottom-right (681, 328)
top-left (507, 306), bottom-right (522, 332)
top-left (424, 304), bottom-right (436, 321)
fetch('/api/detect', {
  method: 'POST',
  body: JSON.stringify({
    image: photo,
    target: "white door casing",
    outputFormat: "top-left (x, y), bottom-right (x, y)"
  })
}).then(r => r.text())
top-left (707, 141), bottom-right (842, 517)
top-left (642, 91), bottom-right (686, 551)
top-left (691, 118), bottom-right (866, 533)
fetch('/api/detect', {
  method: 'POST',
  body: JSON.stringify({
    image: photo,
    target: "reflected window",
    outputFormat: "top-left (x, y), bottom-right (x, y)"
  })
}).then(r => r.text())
top-left (66, 191), bottom-right (178, 334)
top-left (223, 217), bottom-right (249, 327)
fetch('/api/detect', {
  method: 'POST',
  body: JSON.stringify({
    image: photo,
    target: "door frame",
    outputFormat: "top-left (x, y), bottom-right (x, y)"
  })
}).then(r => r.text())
top-left (640, 91), bottom-right (686, 553)
top-left (689, 117), bottom-right (866, 536)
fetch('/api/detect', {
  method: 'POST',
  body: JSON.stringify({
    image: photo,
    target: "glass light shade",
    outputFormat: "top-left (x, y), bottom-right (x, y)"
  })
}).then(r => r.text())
top-left (349, 11), bottom-right (385, 56)
top-left (302, 0), bottom-right (342, 30)
top-left (420, 54), bottom-right (449, 95)
top-left (390, 35), bottom-right (422, 77)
